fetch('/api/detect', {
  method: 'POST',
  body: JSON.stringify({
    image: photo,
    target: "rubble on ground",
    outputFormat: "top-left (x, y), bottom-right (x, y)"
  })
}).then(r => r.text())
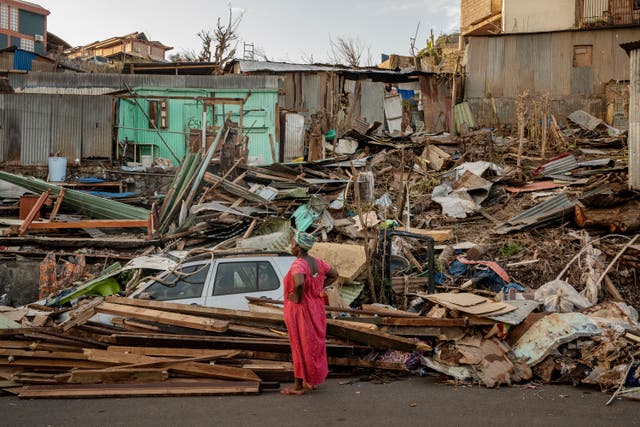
top-left (1, 108), bottom-right (639, 402)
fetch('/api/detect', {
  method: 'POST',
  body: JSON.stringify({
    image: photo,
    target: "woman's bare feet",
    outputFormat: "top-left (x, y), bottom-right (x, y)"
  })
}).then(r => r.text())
top-left (280, 388), bottom-right (305, 396)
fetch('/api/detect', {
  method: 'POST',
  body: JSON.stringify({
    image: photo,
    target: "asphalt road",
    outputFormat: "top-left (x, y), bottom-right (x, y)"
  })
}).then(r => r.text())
top-left (2, 376), bottom-right (638, 427)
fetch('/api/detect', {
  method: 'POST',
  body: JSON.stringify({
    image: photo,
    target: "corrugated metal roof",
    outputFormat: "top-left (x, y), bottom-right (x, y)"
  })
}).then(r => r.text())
top-left (495, 192), bottom-right (575, 234)
top-left (233, 59), bottom-right (436, 77)
top-left (9, 73), bottom-right (280, 94)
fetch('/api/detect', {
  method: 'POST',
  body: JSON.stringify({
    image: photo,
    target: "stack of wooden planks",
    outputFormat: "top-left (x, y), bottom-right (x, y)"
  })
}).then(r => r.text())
top-left (0, 296), bottom-right (439, 399)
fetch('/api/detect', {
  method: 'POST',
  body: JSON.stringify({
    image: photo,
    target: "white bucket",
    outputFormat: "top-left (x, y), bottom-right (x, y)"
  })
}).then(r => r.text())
top-left (48, 157), bottom-right (67, 182)
top-left (140, 155), bottom-right (153, 169)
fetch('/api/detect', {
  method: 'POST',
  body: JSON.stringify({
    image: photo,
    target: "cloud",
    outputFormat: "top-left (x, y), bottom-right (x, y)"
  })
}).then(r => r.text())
top-left (357, 0), bottom-right (460, 26)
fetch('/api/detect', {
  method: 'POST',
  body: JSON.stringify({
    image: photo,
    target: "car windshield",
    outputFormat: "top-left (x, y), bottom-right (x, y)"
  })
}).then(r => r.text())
top-left (140, 263), bottom-right (209, 301)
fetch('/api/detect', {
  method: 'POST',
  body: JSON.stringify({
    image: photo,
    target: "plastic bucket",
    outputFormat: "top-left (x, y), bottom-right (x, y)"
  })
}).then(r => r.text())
top-left (47, 157), bottom-right (67, 182)
top-left (140, 155), bottom-right (153, 169)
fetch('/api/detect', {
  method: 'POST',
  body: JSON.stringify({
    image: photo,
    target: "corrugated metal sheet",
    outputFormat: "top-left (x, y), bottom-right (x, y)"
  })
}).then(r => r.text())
top-left (360, 80), bottom-right (384, 124)
top-left (284, 113), bottom-right (305, 161)
top-left (630, 48), bottom-right (640, 190)
top-left (495, 193), bottom-right (575, 234)
top-left (301, 73), bottom-right (321, 117)
top-left (9, 73), bottom-right (280, 95)
top-left (82, 96), bottom-right (112, 158)
top-left (0, 94), bottom-right (113, 165)
top-left (51, 95), bottom-right (82, 161)
top-left (583, 0), bottom-right (609, 23)
top-left (20, 95), bottom-right (51, 164)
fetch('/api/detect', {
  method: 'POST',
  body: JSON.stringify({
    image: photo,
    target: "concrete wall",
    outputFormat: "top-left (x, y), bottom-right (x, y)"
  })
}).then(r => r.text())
top-left (503, 0), bottom-right (576, 33)
top-left (0, 258), bottom-right (40, 306)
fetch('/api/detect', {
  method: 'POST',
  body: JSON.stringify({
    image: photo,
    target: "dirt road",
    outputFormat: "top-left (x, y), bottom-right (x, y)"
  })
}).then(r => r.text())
top-left (2, 376), bottom-right (638, 427)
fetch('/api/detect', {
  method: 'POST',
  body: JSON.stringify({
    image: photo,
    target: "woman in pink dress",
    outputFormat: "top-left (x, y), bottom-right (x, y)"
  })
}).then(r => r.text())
top-left (281, 231), bottom-right (338, 396)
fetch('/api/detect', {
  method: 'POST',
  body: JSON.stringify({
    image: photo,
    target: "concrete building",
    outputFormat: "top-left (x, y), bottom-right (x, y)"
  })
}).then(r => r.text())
top-left (461, 0), bottom-right (640, 127)
top-left (0, 0), bottom-right (49, 55)
top-left (66, 32), bottom-right (172, 63)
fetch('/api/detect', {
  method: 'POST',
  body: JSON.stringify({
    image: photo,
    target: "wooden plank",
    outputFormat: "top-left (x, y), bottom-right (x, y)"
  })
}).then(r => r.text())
top-left (326, 319), bottom-right (431, 352)
top-left (327, 357), bottom-right (407, 371)
top-left (0, 358), bottom-right (109, 369)
top-left (105, 296), bottom-right (284, 326)
top-left (0, 349), bottom-right (90, 361)
top-left (377, 317), bottom-right (468, 327)
top-left (59, 297), bottom-right (104, 332)
top-left (106, 346), bottom-right (241, 359)
top-left (84, 349), bottom-right (259, 382)
top-left (49, 188), bottom-right (65, 221)
top-left (19, 380), bottom-right (261, 398)
top-left (64, 369), bottom-right (169, 384)
top-left (404, 228), bottom-right (453, 242)
top-left (95, 302), bottom-right (229, 333)
top-left (27, 219), bottom-right (149, 230)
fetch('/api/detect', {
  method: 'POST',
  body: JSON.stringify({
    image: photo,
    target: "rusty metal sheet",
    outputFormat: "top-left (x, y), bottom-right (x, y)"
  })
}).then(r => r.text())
top-left (50, 95), bottom-right (82, 161)
top-left (82, 96), bottom-right (112, 159)
top-left (512, 312), bottom-right (601, 366)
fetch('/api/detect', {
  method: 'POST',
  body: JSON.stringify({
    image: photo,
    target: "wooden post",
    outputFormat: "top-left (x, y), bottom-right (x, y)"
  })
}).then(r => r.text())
top-left (450, 56), bottom-right (460, 136)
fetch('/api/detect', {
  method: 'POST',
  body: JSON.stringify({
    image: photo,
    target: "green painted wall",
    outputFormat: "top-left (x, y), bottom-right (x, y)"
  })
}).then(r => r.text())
top-left (117, 87), bottom-right (278, 165)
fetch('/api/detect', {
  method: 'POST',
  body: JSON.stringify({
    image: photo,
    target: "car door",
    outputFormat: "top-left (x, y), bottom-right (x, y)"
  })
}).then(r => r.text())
top-left (204, 258), bottom-right (284, 311)
top-left (132, 261), bottom-right (211, 306)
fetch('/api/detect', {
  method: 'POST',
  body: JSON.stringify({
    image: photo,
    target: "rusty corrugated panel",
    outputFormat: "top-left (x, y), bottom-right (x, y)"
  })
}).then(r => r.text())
top-left (0, 95), bottom-right (21, 163)
top-left (50, 95), bottom-right (82, 161)
top-left (495, 192), bottom-right (575, 234)
top-left (20, 94), bottom-right (51, 165)
top-left (82, 96), bottom-right (112, 159)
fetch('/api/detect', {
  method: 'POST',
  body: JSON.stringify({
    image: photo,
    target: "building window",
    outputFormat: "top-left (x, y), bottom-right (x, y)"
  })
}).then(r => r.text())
top-left (573, 45), bottom-right (593, 68)
top-left (9, 7), bottom-right (17, 32)
top-left (20, 38), bottom-right (34, 52)
top-left (0, 5), bottom-right (8, 29)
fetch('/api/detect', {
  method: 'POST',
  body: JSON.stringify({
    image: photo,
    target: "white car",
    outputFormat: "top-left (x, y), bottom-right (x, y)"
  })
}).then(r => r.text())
top-left (129, 252), bottom-right (295, 311)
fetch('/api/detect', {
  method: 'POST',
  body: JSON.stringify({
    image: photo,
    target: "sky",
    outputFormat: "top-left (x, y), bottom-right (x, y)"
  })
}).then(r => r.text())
top-left (42, 0), bottom-right (460, 64)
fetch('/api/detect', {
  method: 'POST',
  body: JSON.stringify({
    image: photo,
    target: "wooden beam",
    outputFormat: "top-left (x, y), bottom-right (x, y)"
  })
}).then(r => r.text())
top-left (19, 380), bottom-right (260, 398)
top-left (95, 302), bottom-right (229, 333)
top-left (27, 219), bottom-right (150, 231)
top-left (107, 346), bottom-right (241, 359)
top-left (326, 319), bottom-right (431, 352)
top-left (62, 369), bottom-right (169, 384)
top-left (84, 349), bottom-right (259, 382)
top-left (377, 317), bottom-right (468, 327)
top-left (18, 190), bottom-right (51, 236)
top-left (49, 188), bottom-right (65, 221)
top-left (105, 296), bottom-right (284, 326)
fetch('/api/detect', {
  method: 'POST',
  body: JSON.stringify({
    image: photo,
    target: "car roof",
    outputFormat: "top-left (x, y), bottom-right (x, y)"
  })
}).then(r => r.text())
top-left (181, 250), bottom-right (294, 263)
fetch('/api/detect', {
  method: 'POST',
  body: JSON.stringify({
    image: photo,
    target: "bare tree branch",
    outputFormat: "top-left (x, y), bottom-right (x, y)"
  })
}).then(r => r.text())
top-left (328, 35), bottom-right (367, 67)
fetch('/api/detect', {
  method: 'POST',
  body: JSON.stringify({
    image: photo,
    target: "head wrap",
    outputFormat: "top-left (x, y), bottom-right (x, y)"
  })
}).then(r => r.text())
top-left (294, 231), bottom-right (315, 251)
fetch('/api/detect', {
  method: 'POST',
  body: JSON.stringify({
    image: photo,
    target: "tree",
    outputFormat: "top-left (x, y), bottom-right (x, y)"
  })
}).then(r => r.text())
top-left (328, 36), bottom-right (368, 67)
top-left (195, 5), bottom-right (244, 73)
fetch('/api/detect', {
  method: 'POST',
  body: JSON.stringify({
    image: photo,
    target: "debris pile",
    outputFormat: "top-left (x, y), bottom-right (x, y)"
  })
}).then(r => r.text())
top-left (1, 104), bottom-right (640, 402)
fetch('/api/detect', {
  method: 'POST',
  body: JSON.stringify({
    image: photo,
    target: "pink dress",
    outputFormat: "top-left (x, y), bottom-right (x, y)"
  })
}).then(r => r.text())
top-left (283, 257), bottom-right (330, 386)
